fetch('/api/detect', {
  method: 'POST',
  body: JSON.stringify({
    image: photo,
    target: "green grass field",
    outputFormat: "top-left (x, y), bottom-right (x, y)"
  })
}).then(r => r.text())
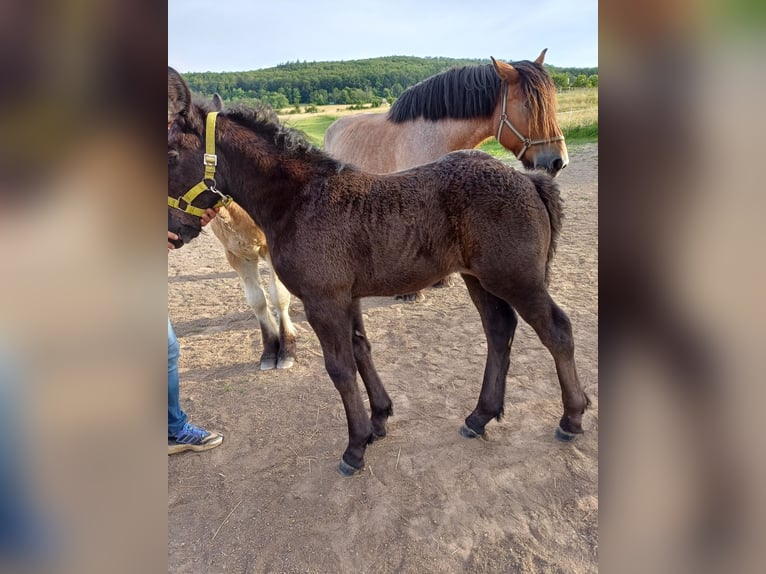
top-left (282, 114), bottom-right (341, 147)
top-left (281, 88), bottom-right (597, 159)
top-left (555, 88), bottom-right (598, 145)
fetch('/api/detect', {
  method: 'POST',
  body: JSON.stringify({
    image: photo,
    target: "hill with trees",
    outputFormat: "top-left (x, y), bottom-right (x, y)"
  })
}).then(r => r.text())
top-left (182, 56), bottom-right (597, 110)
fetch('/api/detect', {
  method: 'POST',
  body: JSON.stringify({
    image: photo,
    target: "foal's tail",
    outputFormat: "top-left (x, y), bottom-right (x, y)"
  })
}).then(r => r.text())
top-left (527, 172), bottom-right (563, 286)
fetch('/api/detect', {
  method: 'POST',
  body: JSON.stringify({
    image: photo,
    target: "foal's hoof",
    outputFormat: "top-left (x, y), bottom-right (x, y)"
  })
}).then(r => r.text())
top-left (337, 459), bottom-right (364, 477)
top-left (259, 355), bottom-right (278, 371)
top-left (554, 425), bottom-right (579, 442)
top-left (459, 424), bottom-right (485, 439)
top-left (370, 429), bottom-right (387, 443)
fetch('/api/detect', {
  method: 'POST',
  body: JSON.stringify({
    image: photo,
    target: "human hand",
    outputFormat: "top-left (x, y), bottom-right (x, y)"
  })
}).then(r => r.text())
top-left (200, 207), bottom-right (219, 227)
top-left (168, 230), bottom-right (179, 250)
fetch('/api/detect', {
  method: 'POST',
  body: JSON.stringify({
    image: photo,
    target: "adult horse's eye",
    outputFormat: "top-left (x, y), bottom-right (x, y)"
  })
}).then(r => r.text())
top-left (168, 150), bottom-right (179, 165)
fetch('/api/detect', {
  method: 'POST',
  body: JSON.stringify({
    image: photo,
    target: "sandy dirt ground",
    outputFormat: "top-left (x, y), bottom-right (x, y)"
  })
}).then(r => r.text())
top-left (168, 144), bottom-right (598, 573)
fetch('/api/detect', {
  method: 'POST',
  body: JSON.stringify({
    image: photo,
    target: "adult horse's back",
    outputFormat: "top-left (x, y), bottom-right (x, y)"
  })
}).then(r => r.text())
top-left (324, 51), bottom-right (567, 299)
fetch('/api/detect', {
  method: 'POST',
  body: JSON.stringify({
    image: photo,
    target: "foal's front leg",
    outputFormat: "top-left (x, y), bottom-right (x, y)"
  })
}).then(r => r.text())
top-left (304, 298), bottom-right (373, 476)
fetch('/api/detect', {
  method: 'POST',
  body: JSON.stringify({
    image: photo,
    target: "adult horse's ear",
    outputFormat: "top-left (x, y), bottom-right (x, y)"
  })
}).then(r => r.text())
top-left (212, 93), bottom-right (224, 111)
top-left (168, 66), bottom-right (192, 120)
top-left (535, 49), bottom-right (547, 65)
top-left (491, 57), bottom-right (520, 84)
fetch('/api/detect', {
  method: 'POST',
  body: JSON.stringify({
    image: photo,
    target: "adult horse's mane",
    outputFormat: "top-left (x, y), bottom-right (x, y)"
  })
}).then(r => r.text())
top-left (388, 64), bottom-right (500, 123)
top-left (388, 60), bottom-right (559, 137)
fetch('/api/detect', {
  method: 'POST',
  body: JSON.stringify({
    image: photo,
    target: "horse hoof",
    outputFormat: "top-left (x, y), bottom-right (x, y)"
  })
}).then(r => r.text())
top-left (259, 356), bottom-right (277, 371)
top-left (432, 275), bottom-right (456, 289)
top-left (395, 292), bottom-right (424, 303)
top-left (554, 426), bottom-right (579, 442)
top-left (276, 356), bottom-right (295, 370)
top-left (337, 459), bottom-right (363, 477)
top-left (459, 424), bottom-right (484, 439)
top-left (370, 430), bottom-right (386, 443)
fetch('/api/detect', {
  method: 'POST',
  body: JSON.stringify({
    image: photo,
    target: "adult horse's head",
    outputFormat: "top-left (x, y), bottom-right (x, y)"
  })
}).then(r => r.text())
top-left (492, 50), bottom-right (568, 177)
top-left (167, 66), bottom-right (231, 247)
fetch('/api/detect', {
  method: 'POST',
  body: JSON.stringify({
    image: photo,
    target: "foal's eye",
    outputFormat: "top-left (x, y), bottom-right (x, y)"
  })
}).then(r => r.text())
top-left (168, 150), bottom-right (179, 165)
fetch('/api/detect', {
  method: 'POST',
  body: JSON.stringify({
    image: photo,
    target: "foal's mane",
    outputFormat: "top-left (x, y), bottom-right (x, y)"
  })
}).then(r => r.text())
top-left (388, 60), bottom-right (559, 137)
top-left (198, 99), bottom-right (344, 170)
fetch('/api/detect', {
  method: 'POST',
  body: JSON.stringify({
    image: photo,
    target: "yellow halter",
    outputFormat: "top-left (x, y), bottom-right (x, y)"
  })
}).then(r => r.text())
top-left (168, 112), bottom-right (233, 217)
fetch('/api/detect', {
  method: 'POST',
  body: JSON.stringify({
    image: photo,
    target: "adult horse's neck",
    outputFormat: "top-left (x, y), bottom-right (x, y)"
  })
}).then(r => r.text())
top-left (384, 112), bottom-right (499, 171)
top-left (441, 117), bottom-right (499, 153)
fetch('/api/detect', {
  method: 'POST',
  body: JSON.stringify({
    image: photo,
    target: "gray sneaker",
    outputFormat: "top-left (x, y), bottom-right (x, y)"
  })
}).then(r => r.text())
top-left (168, 422), bottom-right (223, 455)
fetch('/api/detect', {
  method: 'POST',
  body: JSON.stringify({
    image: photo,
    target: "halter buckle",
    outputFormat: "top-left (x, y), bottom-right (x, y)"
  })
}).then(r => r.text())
top-left (203, 153), bottom-right (217, 167)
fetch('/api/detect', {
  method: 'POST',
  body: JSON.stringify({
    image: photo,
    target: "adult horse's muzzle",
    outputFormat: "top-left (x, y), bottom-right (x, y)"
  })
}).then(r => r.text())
top-left (496, 82), bottom-right (567, 178)
top-left (532, 150), bottom-right (569, 178)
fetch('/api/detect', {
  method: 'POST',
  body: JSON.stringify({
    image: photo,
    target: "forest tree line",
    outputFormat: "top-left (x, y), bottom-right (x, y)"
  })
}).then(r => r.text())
top-left (183, 56), bottom-right (598, 110)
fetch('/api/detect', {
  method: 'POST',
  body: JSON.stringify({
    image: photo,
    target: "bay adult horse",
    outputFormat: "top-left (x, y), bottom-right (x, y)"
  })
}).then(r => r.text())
top-left (324, 50), bottom-right (567, 300)
top-left (167, 67), bottom-right (589, 476)
top-left (325, 50), bottom-right (567, 175)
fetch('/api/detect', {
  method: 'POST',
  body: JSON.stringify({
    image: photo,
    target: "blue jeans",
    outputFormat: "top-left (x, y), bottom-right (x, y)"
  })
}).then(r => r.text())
top-left (0, 347), bottom-right (50, 559)
top-left (168, 318), bottom-right (187, 437)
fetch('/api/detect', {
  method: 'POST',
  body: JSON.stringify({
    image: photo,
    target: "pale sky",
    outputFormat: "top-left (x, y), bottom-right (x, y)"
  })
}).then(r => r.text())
top-left (168, 0), bottom-right (598, 72)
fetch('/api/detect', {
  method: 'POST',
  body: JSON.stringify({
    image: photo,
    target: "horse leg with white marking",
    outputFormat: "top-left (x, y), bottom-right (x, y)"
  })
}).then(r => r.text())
top-left (224, 249), bottom-right (282, 371)
top-left (265, 253), bottom-right (297, 369)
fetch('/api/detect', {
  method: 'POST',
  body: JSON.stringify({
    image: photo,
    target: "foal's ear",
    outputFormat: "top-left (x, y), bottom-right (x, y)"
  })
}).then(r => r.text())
top-left (534, 49), bottom-right (547, 65)
top-left (491, 57), bottom-right (520, 84)
top-left (212, 93), bottom-right (224, 111)
top-left (168, 66), bottom-right (192, 121)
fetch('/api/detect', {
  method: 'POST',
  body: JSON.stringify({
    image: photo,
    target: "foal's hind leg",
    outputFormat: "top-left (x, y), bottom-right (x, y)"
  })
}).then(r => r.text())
top-left (460, 275), bottom-right (518, 438)
top-left (304, 297), bottom-right (374, 475)
top-left (351, 299), bottom-right (393, 440)
top-left (508, 288), bottom-right (589, 440)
